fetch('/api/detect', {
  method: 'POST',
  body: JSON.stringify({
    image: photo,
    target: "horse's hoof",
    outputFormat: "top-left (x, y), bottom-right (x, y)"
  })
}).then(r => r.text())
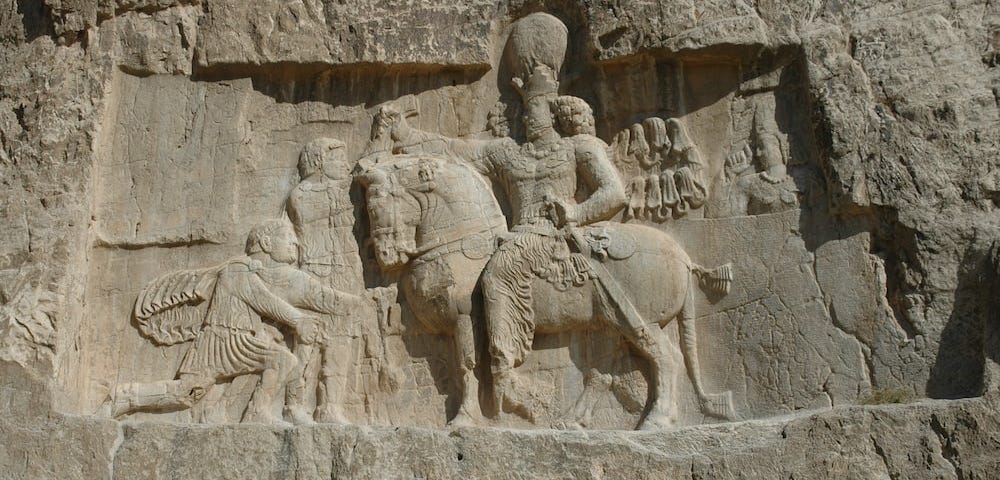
top-left (551, 420), bottom-right (585, 430)
top-left (499, 394), bottom-right (538, 422)
top-left (494, 372), bottom-right (551, 422)
top-left (638, 413), bottom-right (675, 431)
top-left (701, 390), bottom-right (737, 421)
top-left (447, 412), bottom-right (478, 428)
top-left (244, 413), bottom-right (292, 427)
top-left (314, 405), bottom-right (349, 424)
top-left (284, 406), bottom-right (316, 426)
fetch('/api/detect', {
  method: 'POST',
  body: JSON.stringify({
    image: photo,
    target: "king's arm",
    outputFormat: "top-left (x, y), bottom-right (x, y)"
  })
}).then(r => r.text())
top-left (553, 135), bottom-right (627, 227)
top-left (376, 105), bottom-right (509, 176)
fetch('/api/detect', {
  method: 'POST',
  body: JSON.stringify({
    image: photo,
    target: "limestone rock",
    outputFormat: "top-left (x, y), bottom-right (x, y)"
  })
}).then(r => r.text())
top-left (1, 397), bottom-right (998, 478)
top-left (1, 0), bottom-right (999, 477)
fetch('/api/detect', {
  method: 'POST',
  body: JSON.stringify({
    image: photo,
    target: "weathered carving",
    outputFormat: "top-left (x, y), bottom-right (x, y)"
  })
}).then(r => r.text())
top-left (284, 137), bottom-right (367, 424)
top-left (75, 9), bottom-right (841, 431)
top-left (287, 138), bottom-right (364, 294)
top-left (358, 152), bottom-right (507, 425)
top-left (612, 117), bottom-right (709, 222)
top-left (358, 147), bottom-right (737, 428)
top-left (107, 219), bottom-right (361, 425)
top-left (712, 90), bottom-right (799, 217)
top-left (360, 12), bottom-right (737, 429)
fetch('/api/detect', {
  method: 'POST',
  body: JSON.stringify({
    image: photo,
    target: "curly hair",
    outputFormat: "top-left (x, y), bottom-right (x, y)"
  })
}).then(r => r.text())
top-left (245, 218), bottom-right (292, 255)
top-left (551, 95), bottom-right (596, 136)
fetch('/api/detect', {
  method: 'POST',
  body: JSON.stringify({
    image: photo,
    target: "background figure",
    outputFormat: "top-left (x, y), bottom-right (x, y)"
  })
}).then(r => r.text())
top-left (285, 138), bottom-right (367, 423)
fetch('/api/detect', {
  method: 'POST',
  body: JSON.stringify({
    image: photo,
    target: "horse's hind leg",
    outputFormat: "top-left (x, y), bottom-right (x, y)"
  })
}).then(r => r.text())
top-left (599, 308), bottom-right (681, 429)
top-left (678, 279), bottom-right (736, 420)
top-left (633, 326), bottom-right (682, 429)
top-left (448, 313), bottom-right (482, 426)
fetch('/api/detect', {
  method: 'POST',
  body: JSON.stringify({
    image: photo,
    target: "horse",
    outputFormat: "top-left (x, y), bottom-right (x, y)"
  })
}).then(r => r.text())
top-left (356, 153), bottom-right (736, 429)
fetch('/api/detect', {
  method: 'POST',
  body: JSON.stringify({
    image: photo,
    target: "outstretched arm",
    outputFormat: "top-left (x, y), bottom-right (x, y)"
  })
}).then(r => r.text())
top-left (278, 267), bottom-right (363, 317)
top-left (375, 105), bottom-right (505, 176)
top-left (240, 271), bottom-right (313, 330)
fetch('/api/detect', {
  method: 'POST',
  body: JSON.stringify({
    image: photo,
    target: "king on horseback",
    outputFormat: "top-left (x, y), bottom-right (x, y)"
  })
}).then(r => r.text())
top-left (374, 32), bottom-right (630, 416)
top-left (365, 13), bottom-right (736, 428)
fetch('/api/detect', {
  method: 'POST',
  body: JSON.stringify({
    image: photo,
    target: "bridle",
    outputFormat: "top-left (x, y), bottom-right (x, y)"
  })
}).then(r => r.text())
top-left (370, 167), bottom-right (506, 267)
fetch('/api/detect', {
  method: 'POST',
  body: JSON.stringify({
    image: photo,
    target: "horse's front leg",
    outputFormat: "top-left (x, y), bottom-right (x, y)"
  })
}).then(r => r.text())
top-left (448, 312), bottom-right (482, 427)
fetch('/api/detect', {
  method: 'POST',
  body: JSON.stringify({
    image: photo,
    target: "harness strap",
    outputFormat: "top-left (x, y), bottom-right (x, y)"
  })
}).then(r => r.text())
top-left (564, 226), bottom-right (646, 333)
top-left (411, 221), bottom-right (506, 267)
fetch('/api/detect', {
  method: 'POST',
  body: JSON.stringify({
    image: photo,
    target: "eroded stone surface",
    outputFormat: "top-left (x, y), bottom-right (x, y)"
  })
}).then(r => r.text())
top-left (1, 397), bottom-right (998, 479)
top-left (2, 0), bottom-right (1000, 476)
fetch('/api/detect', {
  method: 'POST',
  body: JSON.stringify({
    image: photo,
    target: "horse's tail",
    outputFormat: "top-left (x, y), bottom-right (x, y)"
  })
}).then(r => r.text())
top-left (679, 263), bottom-right (737, 420)
top-left (691, 263), bottom-right (733, 296)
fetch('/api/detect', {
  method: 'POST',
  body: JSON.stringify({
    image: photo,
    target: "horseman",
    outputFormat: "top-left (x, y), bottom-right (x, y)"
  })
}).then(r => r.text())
top-left (375, 62), bottom-right (626, 415)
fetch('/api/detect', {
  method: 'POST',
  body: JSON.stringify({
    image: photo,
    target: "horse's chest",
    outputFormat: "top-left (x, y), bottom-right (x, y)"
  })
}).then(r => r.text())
top-left (403, 251), bottom-right (491, 334)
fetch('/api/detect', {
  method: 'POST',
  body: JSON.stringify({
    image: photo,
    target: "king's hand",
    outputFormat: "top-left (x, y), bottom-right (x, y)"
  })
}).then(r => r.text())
top-left (545, 196), bottom-right (579, 228)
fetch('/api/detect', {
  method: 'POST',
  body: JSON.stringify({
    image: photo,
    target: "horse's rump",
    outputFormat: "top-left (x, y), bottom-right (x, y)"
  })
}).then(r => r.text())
top-left (525, 222), bottom-right (692, 332)
top-left (593, 223), bottom-right (693, 328)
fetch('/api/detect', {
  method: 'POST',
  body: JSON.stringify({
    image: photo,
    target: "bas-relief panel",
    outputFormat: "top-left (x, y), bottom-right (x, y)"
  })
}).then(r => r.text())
top-left (68, 13), bottom-right (868, 429)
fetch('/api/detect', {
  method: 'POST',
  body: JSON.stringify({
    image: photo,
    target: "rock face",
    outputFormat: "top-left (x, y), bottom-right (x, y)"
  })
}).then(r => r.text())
top-left (2, 397), bottom-right (999, 479)
top-left (1, 0), bottom-right (999, 477)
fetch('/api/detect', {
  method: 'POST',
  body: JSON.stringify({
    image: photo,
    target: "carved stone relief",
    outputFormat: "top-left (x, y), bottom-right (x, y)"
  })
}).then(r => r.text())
top-left (710, 71), bottom-right (800, 218)
top-left (612, 116), bottom-right (709, 222)
top-left (68, 11), bottom-right (873, 430)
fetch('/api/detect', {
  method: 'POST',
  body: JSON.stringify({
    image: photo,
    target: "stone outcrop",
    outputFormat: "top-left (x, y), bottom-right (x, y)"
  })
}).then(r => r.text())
top-left (2, 0), bottom-right (999, 477)
top-left (2, 397), bottom-right (998, 479)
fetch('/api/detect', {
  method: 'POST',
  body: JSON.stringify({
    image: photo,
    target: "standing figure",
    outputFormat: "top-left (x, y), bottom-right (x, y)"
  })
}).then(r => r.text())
top-left (110, 219), bottom-right (361, 425)
top-left (284, 138), bottom-right (367, 424)
top-left (712, 94), bottom-right (798, 218)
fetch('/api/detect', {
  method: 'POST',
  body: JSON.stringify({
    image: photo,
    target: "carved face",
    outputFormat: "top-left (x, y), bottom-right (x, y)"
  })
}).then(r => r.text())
top-left (365, 181), bottom-right (417, 270)
top-left (266, 224), bottom-right (299, 265)
top-left (524, 97), bottom-right (556, 141)
top-left (299, 138), bottom-right (345, 179)
top-left (555, 101), bottom-right (595, 136)
top-left (321, 151), bottom-right (351, 181)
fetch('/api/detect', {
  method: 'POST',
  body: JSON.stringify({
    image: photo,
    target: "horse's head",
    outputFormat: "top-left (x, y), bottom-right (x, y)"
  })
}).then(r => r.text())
top-left (358, 153), bottom-right (508, 271)
top-left (355, 163), bottom-right (417, 270)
